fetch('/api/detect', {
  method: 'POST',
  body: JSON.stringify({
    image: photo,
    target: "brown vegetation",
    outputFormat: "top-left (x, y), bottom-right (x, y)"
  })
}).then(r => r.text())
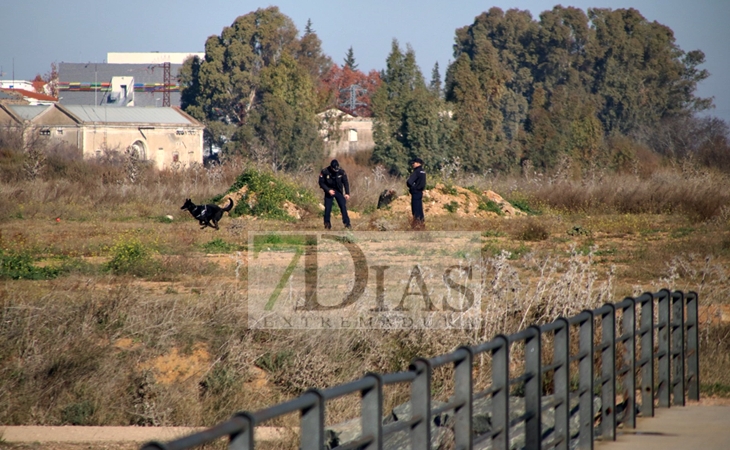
top-left (2, 146), bottom-right (730, 433)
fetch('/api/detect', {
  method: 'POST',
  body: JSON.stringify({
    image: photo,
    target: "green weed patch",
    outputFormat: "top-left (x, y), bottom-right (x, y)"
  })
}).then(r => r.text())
top-left (225, 168), bottom-right (316, 220)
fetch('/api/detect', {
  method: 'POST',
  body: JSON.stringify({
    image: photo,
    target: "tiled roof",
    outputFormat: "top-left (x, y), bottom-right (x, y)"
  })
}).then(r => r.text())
top-left (0, 88), bottom-right (57, 102)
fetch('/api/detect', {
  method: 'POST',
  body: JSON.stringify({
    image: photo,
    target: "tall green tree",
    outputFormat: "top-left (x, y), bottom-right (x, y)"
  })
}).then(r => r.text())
top-left (588, 8), bottom-right (711, 134)
top-left (297, 19), bottom-right (333, 86)
top-left (237, 53), bottom-right (323, 169)
top-left (371, 40), bottom-right (453, 175)
top-left (343, 46), bottom-right (358, 70)
top-left (178, 7), bottom-right (324, 168)
top-left (429, 62), bottom-right (442, 97)
top-left (446, 8), bottom-right (513, 172)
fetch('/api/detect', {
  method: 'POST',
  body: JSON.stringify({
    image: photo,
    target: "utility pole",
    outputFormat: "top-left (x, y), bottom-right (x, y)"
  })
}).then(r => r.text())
top-left (162, 62), bottom-right (171, 107)
top-left (339, 84), bottom-right (367, 116)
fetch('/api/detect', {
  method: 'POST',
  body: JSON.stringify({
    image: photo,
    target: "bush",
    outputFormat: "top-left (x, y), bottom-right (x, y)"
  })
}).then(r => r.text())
top-left (444, 201), bottom-right (459, 213)
top-left (201, 238), bottom-right (242, 253)
top-left (226, 168), bottom-right (316, 220)
top-left (0, 248), bottom-right (61, 280)
top-left (61, 400), bottom-right (96, 425)
top-left (478, 200), bottom-right (503, 216)
top-left (515, 220), bottom-right (550, 241)
top-left (105, 237), bottom-right (158, 277)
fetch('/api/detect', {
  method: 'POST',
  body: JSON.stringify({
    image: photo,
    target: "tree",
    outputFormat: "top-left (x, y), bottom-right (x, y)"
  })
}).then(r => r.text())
top-left (31, 75), bottom-right (45, 94)
top-left (371, 40), bottom-right (453, 175)
top-left (445, 8), bottom-right (512, 172)
top-left (238, 52), bottom-right (323, 169)
top-left (319, 64), bottom-right (381, 117)
top-left (297, 19), bottom-right (333, 85)
top-left (30, 63), bottom-right (59, 98)
top-left (344, 46), bottom-right (358, 70)
top-left (588, 8), bottom-right (712, 135)
top-left (429, 62), bottom-right (442, 97)
top-left (178, 7), bottom-right (325, 168)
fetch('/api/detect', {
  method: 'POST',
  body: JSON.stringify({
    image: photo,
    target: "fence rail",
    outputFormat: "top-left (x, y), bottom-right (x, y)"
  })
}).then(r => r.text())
top-left (141, 289), bottom-right (699, 450)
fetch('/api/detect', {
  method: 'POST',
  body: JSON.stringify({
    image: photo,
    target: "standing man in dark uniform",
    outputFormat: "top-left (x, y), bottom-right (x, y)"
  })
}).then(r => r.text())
top-left (319, 159), bottom-right (351, 229)
top-left (406, 157), bottom-right (426, 229)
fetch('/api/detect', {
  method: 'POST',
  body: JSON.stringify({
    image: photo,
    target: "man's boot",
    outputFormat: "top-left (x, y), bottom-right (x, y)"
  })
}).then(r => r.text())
top-left (324, 222), bottom-right (332, 230)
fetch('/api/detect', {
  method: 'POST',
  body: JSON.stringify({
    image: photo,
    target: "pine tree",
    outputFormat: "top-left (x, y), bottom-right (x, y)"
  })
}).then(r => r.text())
top-left (372, 40), bottom-right (453, 174)
top-left (429, 62), bottom-right (442, 97)
top-left (343, 46), bottom-right (358, 70)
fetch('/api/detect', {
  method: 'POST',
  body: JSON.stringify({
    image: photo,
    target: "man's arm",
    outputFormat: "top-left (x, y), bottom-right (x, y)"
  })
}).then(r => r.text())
top-left (318, 170), bottom-right (328, 191)
top-left (406, 171), bottom-right (416, 189)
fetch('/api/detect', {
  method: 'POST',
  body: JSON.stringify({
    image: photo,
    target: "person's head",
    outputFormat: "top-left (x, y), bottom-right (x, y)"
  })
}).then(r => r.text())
top-left (410, 157), bottom-right (424, 168)
top-left (330, 159), bottom-right (340, 170)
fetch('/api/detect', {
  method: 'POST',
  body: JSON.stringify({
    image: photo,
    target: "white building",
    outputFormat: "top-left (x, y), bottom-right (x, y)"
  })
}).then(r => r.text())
top-left (106, 52), bottom-right (205, 64)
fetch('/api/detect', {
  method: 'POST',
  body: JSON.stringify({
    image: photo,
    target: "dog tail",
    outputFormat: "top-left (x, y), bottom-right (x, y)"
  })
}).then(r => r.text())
top-left (222, 197), bottom-right (234, 212)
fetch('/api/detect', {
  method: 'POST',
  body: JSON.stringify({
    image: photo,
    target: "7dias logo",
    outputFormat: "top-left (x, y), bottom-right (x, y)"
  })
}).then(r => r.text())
top-left (248, 231), bottom-right (483, 329)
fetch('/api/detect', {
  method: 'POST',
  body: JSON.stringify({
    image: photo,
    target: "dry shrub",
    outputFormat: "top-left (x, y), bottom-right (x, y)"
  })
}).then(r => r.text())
top-left (514, 218), bottom-right (550, 241)
top-left (522, 168), bottom-right (730, 221)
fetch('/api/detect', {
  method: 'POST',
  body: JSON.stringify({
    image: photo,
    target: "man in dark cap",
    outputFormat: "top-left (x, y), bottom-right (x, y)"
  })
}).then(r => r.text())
top-left (319, 159), bottom-right (351, 229)
top-left (406, 157), bottom-right (426, 229)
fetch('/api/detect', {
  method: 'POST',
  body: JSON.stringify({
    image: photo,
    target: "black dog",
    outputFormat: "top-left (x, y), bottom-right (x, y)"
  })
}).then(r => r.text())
top-left (181, 198), bottom-right (234, 230)
top-left (377, 189), bottom-right (397, 209)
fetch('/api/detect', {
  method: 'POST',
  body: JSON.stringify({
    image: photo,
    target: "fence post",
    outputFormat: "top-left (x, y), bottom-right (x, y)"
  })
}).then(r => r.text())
top-left (671, 291), bottom-right (686, 406)
top-left (454, 347), bottom-right (473, 450)
top-left (657, 289), bottom-right (671, 408)
top-left (621, 298), bottom-right (636, 429)
top-left (600, 304), bottom-right (616, 441)
top-left (410, 358), bottom-right (432, 450)
top-left (578, 311), bottom-right (594, 450)
top-left (686, 292), bottom-right (700, 401)
top-left (524, 326), bottom-right (542, 450)
top-left (639, 293), bottom-right (654, 417)
top-left (554, 318), bottom-right (570, 450)
top-left (492, 335), bottom-right (510, 450)
top-left (300, 391), bottom-right (324, 450)
top-left (362, 373), bottom-right (383, 450)
top-left (228, 412), bottom-right (255, 450)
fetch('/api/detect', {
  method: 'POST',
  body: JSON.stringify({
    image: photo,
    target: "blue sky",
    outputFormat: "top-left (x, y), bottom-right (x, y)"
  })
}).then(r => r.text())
top-left (1, 0), bottom-right (728, 123)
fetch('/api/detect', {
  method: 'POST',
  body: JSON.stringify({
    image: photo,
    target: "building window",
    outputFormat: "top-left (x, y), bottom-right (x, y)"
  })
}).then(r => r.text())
top-left (40, 128), bottom-right (51, 136)
top-left (348, 128), bottom-right (358, 142)
top-left (56, 128), bottom-right (64, 135)
top-left (173, 152), bottom-right (179, 162)
top-left (176, 128), bottom-right (185, 135)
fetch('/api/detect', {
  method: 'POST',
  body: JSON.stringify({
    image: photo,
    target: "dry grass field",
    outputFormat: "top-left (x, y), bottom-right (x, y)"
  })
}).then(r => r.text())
top-left (2, 148), bottom-right (730, 439)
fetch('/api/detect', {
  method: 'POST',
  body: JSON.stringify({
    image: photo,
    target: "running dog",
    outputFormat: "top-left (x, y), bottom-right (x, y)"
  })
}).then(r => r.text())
top-left (181, 198), bottom-right (234, 230)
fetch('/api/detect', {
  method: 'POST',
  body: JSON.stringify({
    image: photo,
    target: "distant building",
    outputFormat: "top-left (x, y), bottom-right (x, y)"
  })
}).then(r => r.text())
top-left (318, 108), bottom-right (374, 157)
top-left (107, 52), bottom-right (204, 64)
top-left (0, 79), bottom-right (36, 91)
top-left (0, 104), bottom-right (204, 169)
top-left (0, 88), bottom-right (57, 106)
top-left (58, 52), bottom-right (203, 108)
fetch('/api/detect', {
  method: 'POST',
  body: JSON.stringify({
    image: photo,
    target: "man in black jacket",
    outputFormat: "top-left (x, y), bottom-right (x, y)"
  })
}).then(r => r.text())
top-left (406, 157), bottom-right (426, 229)
top-left (319, 159), bottom-right (351, 229)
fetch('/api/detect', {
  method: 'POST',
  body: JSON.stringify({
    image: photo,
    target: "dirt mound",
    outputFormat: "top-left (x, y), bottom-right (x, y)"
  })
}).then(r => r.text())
top-left (224, 168), bottom-right (316, 220)
top-left (227, 184), bottom-right (309, 220)
top-left (382, 183), bottom-right (524, 218)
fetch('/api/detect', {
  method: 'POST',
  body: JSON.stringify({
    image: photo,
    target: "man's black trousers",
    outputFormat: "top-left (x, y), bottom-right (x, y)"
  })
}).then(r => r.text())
top-left (324, 191), bottom-right (350, 226)
top-left (410, 190), bottom-right (424, 222)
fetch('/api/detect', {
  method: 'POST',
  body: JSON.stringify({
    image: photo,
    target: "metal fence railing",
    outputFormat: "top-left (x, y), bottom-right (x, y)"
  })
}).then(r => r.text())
top-left (141, 289), bottom-right (699, 450)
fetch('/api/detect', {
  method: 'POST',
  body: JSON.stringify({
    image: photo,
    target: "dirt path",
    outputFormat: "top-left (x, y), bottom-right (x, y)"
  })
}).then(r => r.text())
top-left (0, 425), bottom-right (289, 449)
